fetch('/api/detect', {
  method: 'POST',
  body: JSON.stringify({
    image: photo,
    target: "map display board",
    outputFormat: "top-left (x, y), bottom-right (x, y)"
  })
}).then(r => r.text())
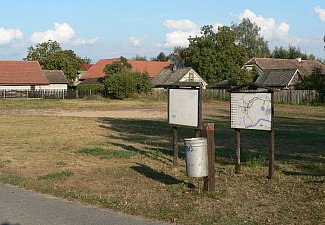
top-left (168, 88), bottom-right (200, 127)
top-left (231, 92), bottom-right (272, 131)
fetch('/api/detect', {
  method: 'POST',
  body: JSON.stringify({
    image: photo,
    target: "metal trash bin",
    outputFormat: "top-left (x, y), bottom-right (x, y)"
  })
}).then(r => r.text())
top-left (184, 137), bottom-right (208, 177)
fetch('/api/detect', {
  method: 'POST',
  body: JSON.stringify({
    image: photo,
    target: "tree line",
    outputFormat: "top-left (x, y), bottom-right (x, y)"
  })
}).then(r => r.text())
top-left (23, 19), bottom-right (324, 100)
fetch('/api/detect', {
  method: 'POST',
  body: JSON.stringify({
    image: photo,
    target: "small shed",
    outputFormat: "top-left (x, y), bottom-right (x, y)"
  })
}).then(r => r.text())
top-left (43, 70), bottom-right (68, 90)
top-left (152, 67), bottom-right (207, 89)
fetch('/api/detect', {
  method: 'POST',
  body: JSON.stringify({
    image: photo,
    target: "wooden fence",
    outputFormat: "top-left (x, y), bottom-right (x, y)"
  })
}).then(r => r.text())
top-left (0, 89), bottom-right (102, 99)
top-left (0, 89), bottom-right (318, 104)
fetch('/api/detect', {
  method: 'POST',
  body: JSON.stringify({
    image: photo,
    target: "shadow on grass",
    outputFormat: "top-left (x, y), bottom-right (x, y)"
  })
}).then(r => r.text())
top-left (99, 116), bottom-right (325, 176)
top-left (2, 223), bottom-right (21, 225)
top-left (131, 163), bottom-right (183, 185)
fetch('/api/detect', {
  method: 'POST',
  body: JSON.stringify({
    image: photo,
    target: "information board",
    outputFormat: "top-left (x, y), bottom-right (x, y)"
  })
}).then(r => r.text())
top-left (168, 88), bottom-right (200, 127)
top-left (231, 92), bottom-right (272, 131)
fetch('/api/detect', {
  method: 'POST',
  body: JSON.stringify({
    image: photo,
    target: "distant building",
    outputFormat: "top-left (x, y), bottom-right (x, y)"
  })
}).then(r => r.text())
top-left (75, 64), bottom-right (94, 86)
top-left (0, 61), bottom-right (49, 90)
top-left (43, 70), bottom-right (68, 90)
top-left (78, 58), bottom-right (173, 86)
top-left (152, 66), bottom-right (207, 89)
top-left (244, 57), bottom-right (325, 89)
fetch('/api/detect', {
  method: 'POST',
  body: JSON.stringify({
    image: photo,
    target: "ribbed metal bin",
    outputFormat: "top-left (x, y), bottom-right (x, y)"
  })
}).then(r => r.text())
top-left (184, 137), bottom-right (208, 177)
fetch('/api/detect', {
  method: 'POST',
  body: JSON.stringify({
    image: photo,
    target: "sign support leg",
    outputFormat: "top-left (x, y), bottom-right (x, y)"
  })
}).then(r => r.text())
top-left (235, 129), bottom-right (241, 174)
top-left (173, 126), bottom-right (178, 166)
top-left (268, 129), bottom-right (275, 179)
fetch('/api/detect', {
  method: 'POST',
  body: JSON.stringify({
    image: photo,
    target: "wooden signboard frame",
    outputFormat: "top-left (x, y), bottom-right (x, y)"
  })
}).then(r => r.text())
top-left (167, 83), bottom-right (203, 166)
top-left (228, 83), bottom-right (276, 179)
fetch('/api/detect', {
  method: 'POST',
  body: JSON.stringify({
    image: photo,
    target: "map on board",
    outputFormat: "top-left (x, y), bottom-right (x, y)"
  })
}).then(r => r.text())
top-left (231, 92), bottom-right (272, 131)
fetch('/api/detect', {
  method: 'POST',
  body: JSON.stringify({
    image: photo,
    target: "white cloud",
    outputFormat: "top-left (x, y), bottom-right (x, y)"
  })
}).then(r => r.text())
top-left (0, 27), bottom-right (23, 45)
top-left (163, 19), bottom-right (198, 31)
top-left (30, 22), bottom-right (75, 44)
top-left (314, 5), bottom-right (325, 22)
top-left (161, 19), bottom-right (200, 48)
top-left (213, 22), bottom-right (223, 32)
top-left (30, 22), bottom-right (99, 46)
top-left (237, 9), bottom-right (290, 41)
top-left (129, 35), bottom-right (147, 47)
top-left (74, 37), bottom-right (99, 46)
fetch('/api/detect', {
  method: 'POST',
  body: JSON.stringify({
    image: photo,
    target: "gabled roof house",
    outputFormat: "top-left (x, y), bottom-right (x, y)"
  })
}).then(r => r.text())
top-left (152, 66), bottom-right (208, 89)
top-left (244, 58), bottom-right (325, 89)
top-left (78, 58), bottom-right (173, 86)
top-left (0, 61), bottom-right (49, 90)
top-left (43, 70), bottom-right (68, 90)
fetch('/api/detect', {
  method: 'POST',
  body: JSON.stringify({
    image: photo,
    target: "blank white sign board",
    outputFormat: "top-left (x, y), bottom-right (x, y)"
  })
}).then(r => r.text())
top-left (169, 89), bottom-right (199, 127)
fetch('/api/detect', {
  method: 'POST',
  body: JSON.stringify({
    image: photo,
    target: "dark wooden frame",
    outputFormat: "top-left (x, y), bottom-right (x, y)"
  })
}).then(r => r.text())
top-left (167, 83), bottom-right (203, 166)
top-left (228, 83), bottom-right (277, 179)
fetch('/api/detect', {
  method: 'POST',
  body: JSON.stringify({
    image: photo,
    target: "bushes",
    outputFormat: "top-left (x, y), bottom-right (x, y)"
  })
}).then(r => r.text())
top-left (103, 71), bottom-right (152, 100)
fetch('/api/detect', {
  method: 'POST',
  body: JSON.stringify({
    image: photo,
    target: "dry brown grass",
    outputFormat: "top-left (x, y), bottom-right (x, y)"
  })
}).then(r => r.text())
top-left (0, 99), bottom-right (324, 224)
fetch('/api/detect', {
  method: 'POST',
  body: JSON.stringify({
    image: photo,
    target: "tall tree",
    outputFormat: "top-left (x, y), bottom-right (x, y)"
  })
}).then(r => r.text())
top-left (271, 45), bottom-right (310, 59)
top-left (131, 55), bottom-right (148, 61)
top-left (152, 52), bottom-right (169, 62)
top-left (24, 40), bottom-right (91, 85)
top-left (231, 18), bottom-right (270, 58)
top-left (303, 67), bottom-right (325, 103)
top-left (179, 25), bottom-right (248, 85)
top-left (24, 40), bottom-right (62, 64)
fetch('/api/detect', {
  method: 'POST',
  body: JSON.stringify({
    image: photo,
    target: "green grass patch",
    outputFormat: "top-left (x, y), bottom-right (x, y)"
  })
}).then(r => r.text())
top-left (77, 147), bottom-right (138, 159)
top-left (38, 170), bottom-right (74, 180)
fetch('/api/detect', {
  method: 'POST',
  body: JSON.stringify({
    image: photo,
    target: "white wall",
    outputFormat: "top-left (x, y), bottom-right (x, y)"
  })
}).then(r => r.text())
top-left (40, 84), bottom-right (68, 90)
top-left (0, 84), bottom-right (67, 90)
top-left (179, 69), bottom-right (207, 89)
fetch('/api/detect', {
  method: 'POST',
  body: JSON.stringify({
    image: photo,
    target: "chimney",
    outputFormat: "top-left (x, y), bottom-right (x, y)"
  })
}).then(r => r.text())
top-left (296, 57), bottom-right (302, 63)
top-left (172, 64), bottom-right (177, 72)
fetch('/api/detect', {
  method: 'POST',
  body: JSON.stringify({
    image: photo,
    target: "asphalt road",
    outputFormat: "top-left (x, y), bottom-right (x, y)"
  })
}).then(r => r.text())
top-left (0, 182), bottom-right (169, 225)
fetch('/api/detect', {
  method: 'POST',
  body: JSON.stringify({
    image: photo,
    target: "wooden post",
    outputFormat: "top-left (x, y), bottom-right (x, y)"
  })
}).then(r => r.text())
top-left (268, 92), bottom-right (275, 179)
top-left (195, 129), bottom-right (200, 138)
top-left (268, 129), bottom-right (275, 179)
top-left (202, 123), bottom-right (216, 192)
top-left (235, 128), bottom-right (241, 174)
top-left (173, 126), bottom-right (178, 166)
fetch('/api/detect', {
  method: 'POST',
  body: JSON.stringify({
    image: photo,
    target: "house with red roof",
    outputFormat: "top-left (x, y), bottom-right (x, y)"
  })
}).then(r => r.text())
top-left (0, 61), bottom-right (69, 91)
top-left (78, 58), bottom-right (173, 86)
top-left (0, 61), bottom-right (49, 90)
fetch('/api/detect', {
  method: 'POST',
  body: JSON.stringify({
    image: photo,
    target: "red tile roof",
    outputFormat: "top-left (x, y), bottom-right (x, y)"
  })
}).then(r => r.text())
top-left (0, 61), bottom-right (49, 85)
top-left (79, 64), bottom-right (94, 71)
top-left (80, 58), bottom-right (172, 80)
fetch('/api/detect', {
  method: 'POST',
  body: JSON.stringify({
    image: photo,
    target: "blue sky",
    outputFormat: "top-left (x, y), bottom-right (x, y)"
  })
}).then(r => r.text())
top-left (0, 0), bottom-right (324, 62)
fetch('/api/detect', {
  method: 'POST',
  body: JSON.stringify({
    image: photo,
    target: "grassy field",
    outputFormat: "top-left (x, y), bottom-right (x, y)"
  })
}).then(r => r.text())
top-left (0, 99), bottom-right (324, 224)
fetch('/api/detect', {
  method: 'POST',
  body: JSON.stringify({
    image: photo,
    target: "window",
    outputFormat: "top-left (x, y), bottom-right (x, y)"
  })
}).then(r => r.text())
top-left (188, 72), bottom-right (194, 82)
top-left (30, 85), bottom-right (35, 91)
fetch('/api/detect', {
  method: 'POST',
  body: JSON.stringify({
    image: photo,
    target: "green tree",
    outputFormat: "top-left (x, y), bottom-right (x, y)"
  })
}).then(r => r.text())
top-left (152, 52), bottom-right (169, 61)
top-left (102, 57), bottom-right (152, 99)
top-left (24, 40), bottom-right (62, 62)
top-left (231, 18), bottom-right (270, 58)
top-left (304, 67), bottom-right (325, 103)
top-left (131, 55), bottom-right (148, 61)
top-left (271, 45), bottom-right (310, 59)
top-left (103, 57), bottom-right (132, 75)
top-left (24, 40), bottom-right (91, 85)
top-left (179, 25), bottom-right (248, 85)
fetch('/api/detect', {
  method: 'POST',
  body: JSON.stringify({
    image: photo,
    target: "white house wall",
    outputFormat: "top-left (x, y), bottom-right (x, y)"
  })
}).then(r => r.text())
top-left (179, 70), bottom-right (207, 89)
top-left (0, 85), bottom-right (42, 90)
top-left (40, 84), bottom-right (68, 90)
top-left (0, 84), bottom-right (67, 90)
